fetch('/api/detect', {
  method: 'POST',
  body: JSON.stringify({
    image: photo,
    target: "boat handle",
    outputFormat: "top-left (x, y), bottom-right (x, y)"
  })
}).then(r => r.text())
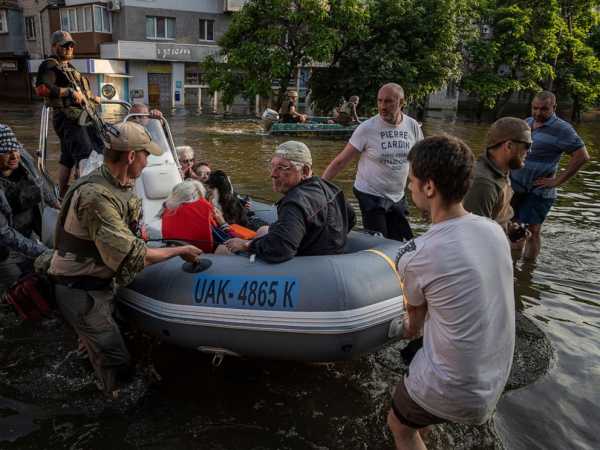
top-left (182, 258), bottom-right (212, 273)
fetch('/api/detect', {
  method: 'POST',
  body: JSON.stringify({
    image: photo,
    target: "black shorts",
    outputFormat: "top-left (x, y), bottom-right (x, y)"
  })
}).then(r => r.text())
top-left (391, 378), bottom-right (447, 429)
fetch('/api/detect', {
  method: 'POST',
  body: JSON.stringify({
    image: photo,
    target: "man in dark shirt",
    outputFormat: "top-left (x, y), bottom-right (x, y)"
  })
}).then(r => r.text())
top-left (224, 141), bottom-right (355, 263)
top-left (35, 30), bottom-right (104, 198)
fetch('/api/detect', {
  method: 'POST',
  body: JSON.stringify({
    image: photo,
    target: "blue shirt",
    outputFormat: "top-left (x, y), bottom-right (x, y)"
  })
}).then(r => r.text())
top-left (510, 114), bottom-right (584, 199)
top-left (525, 114), bottom-right (584, 165)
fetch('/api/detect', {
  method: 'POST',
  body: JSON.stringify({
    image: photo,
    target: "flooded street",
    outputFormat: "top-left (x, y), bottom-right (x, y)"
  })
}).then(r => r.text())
top-left (1, 103), bottom-right (599, 449)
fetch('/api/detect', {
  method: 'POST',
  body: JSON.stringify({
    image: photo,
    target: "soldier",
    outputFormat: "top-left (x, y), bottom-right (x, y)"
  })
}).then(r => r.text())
top-left (35, 30), bottom-right (104, 199)
top-left (0, 124), bottom-right (57, 295)
top-left (48, 121), bottom-right (202, 396)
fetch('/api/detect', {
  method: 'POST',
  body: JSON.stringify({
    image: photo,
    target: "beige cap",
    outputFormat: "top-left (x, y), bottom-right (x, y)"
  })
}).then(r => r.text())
top-left (288, 90), bottom-right (299, 98)
top-left (109, 121), bottom-right (162, 156)
top-left (486, 117), bottom-right (532, 149)
top-left (51, 30), bottom-right (75, 46)
top-left (275, 141), bottom-right (312, 166)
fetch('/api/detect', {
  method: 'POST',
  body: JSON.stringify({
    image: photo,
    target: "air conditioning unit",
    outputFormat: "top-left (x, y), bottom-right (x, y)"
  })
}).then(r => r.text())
top-left (107, 0), bottom-right (121, 11)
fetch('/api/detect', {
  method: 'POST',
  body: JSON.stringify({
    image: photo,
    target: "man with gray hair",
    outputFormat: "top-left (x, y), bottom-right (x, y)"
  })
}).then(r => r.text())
top-left (323, 83), bottom-right (423, 241)
top-left (225, 141), bottom-right (355, 262)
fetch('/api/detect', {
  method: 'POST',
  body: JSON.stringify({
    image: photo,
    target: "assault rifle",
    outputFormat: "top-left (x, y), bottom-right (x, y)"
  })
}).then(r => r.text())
top-left (62, 64), bottom-right (119, 144)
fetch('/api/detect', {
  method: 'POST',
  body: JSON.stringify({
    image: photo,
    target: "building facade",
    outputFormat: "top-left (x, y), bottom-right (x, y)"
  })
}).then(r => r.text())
top-left (0, 1), bottom-right (30, 100)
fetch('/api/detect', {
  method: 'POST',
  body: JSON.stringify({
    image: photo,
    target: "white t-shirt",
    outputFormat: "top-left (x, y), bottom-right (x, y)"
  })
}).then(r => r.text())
top-left (349, 114), bottom-right (423, 202)
top-left (396, 213), bottom-right (515, 424)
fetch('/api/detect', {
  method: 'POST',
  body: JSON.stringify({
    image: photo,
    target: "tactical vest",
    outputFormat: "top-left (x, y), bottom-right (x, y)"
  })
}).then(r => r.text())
top-left (44, 58), bottom-right (93, 121)
top-left (54, 168), bottom-right (142, 263)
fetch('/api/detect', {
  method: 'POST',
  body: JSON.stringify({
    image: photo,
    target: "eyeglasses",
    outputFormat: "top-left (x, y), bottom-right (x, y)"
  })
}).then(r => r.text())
top-left (270, 164), bottom-right (297, 173)
top-left (181, 158), bottom-right (194, 164)
top-left (513, 140), bottom-right (532, 151)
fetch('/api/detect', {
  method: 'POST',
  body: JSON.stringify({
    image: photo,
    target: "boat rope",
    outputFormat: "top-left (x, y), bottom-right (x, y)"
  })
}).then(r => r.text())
top-left (364, 249), bottom-right (408, 309)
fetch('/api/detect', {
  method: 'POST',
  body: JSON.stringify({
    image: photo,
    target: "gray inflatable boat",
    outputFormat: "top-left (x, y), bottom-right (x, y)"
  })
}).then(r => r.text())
top-left (38, 102), bottom-right (407, 363)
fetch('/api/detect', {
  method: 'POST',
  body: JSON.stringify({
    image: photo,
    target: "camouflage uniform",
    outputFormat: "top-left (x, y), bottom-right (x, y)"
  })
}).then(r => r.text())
top-left (49, 164), bottom-right (146, 392)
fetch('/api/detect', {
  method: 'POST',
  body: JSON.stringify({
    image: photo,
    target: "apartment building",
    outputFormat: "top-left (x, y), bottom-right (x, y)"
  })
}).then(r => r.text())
top-left (102, 0), bottom-right (247, 111)
top-left (0, 1), bottom-right (30, 100)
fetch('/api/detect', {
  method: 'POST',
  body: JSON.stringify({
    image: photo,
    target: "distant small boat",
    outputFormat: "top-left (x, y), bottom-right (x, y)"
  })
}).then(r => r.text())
top-left (269, 118), bottom-right (359, 138)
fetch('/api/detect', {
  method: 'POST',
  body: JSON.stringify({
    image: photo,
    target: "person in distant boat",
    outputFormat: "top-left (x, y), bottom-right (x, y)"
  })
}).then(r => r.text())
top-left (463, 116), bottom-right (532, 236)
top-left (510, 91), bottom-right (590, 260)
top-left (48, 121), bottom-right (201, 397)
top-left (279, 90), bottom-right (307, 124)
top-left (323, 83), bottom-right (423, 241)
top-left (329, 95), bottom-right (360, 126)
top-left (224, 141), bottom-right (355, 262)
top-left (387, 135), bottom-right (515, 450)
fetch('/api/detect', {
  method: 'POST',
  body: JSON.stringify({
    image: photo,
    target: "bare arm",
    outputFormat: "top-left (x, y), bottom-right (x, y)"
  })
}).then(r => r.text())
top-left (322, 143), bottom-right (361, 180)
top-left (403, 303), bottom-right (427, 339)
top-left (534, 147), bottom-right (590, 188)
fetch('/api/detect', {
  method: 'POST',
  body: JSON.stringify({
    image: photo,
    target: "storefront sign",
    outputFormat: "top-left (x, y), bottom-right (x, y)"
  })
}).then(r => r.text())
top-left (0, 61), bottom-right (18, 71)
top-left (155, 44), bottom-right (219, 62)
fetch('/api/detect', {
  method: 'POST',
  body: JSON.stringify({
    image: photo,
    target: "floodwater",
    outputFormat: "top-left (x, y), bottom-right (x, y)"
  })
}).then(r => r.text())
top-left (0, 103), bottom-right (599, 449)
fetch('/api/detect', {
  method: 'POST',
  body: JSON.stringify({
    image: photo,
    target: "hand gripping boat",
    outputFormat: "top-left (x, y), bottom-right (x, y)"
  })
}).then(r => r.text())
top-left (38, 99), bottom-right (406, 363)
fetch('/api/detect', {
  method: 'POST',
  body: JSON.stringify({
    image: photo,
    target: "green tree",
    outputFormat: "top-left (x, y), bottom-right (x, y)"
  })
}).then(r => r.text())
top-left (553, 1), bottom-right (600, 121)
top-left (460, 0), bottom-right (560, 117)
top-left (309, 0), bottom-right (477, 115)
top-left (202, 0), bottom-right (366, 109)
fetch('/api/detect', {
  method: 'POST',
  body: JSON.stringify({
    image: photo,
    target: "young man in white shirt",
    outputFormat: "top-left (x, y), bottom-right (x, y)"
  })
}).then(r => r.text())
top-left (387, 135), bottom-right (515, 450)
top-left (323, 83), bottom-right (423, 241)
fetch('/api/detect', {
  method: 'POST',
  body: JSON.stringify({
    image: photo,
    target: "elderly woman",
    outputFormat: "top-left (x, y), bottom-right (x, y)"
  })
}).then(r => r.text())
top-left (160, 180), bottom-right (234, 253)
top-left (176, 145), bottom-right (199, 180)
top-left (0, 124), bottom-right (57, 294)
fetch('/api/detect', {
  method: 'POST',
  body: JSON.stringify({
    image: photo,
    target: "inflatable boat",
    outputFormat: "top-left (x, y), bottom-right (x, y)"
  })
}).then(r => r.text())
top-left (38, 99), bottom-right (406, 363)
top-left (262, 110), bottom-right (358, 138)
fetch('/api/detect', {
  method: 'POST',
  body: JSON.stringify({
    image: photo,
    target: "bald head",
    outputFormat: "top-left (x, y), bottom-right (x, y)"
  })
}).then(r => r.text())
top-left (377, 83), bottom-right (405, 124)
top-left (130, 103), bottom-right (149, 115)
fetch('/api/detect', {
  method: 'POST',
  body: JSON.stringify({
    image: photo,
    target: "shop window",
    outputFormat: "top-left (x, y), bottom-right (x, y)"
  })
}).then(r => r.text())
top-left (0, 10), bottom-right (7, 34)
top-left (94, 5), bottom-right (112, 33)
top-left (25, 16), bottom-right (36, 40)
top-left (199, 19), bottom-right (214, 41)
top-left (146, 16), bottom-right (176, 40)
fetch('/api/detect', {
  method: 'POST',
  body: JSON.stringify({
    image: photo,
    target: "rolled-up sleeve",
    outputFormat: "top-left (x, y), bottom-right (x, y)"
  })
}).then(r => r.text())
top-left (76, 186), bottom-right (146, 283)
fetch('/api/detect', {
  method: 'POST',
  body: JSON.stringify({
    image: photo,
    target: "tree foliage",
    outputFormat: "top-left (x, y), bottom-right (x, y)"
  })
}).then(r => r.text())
top-left (310, 0), bottom-right (477, 114)
top-left (202, 0), bottom-right (366, 109)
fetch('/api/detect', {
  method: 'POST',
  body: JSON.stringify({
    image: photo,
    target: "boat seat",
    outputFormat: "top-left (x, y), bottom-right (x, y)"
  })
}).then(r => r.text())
top-left (142, 164), bottom-right (181, 200)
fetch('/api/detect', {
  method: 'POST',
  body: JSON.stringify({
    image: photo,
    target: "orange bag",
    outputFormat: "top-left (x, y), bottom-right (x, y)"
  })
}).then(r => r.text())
top-left (229, 224), bottom-right (257, 240)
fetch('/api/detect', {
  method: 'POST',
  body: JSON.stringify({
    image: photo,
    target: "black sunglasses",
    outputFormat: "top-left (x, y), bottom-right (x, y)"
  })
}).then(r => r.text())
top-left (513, 140), bottom-right (531, 150)
top-left (61, 42), bottom-right (75, 49)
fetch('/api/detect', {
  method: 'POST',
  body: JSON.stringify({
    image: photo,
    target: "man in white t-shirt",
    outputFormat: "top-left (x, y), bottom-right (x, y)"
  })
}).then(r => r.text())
top-left (387, 135), bottom-right (515, 450)
top-left (323, 83), bottom-right (423, 241)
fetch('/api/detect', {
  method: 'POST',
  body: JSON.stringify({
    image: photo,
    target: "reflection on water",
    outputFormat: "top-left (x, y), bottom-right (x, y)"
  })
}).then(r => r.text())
top-left (0, 104), bottom-right (599, 449)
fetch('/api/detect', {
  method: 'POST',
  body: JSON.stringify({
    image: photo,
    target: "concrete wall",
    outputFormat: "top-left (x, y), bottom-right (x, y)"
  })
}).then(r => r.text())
top-left (112, 6), bottom-right (231, 44)
top-left (122, 0), bottom-right (223, 14)
top-left (172, 61), bottom-right (185, 107)
top-left (0, 8), bottom-right (27, 56)
top-left (129, 60), bottom-right (149, 104)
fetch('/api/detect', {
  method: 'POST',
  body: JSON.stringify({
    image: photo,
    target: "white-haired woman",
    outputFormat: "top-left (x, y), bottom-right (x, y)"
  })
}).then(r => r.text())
top-left (160, 179), bottom-right (232, 252)
top-left (176, 145), bottom-right (199, 180)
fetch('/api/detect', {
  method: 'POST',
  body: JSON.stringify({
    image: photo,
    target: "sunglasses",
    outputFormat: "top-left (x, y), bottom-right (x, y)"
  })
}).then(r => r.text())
top-left (61, 42), bottom-right (75, 49)
top-left (513, 140), bottom-right (531, 150)
top-left (181, 158), bottom-right (195, 164)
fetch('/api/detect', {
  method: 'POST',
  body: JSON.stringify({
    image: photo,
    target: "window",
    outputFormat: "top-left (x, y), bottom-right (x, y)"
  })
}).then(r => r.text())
top-left (0, 10), bottom-right (7, 34)
top-left (59, 6), bottom-right (94, 33)
top-left (93, 5), bottom-right (111, 33)
top-left (146, 16), bottom-right (176, 40)
top-left (199, 19), bottom-right (214, 41)
top-left (25, 16), bottom-right (36, 40)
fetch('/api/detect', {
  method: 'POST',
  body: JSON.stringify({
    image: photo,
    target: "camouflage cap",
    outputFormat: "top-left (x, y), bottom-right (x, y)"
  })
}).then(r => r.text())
top-left (51, 30), bottom-right (75, 46)
top-left (486, 117), bottom-right (532, 150)
top-left (275, 141), bottom-right (312, 166)
top-left (109, 122), bottom-right (162, 156)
